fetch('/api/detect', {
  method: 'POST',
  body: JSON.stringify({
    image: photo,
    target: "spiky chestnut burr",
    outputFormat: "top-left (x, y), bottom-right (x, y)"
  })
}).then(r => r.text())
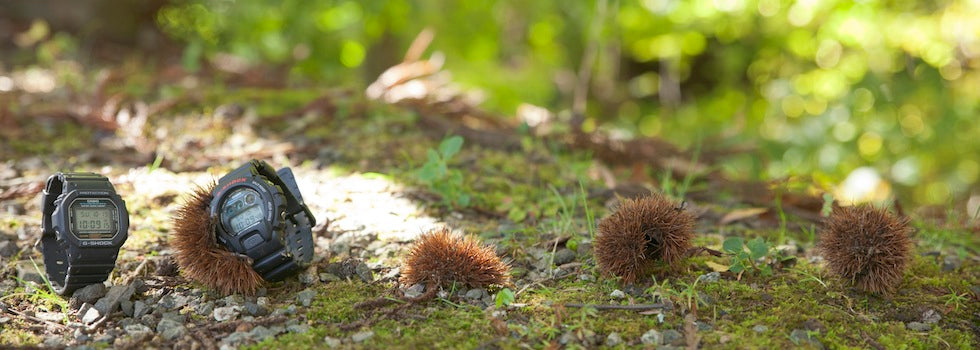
top-left (594, 194), bottom-right (695, 283)
top-left (170, 182), bottom-right (263, 295)
top-left (400, 227), bottom-right (510, 291)
top-left (817, 205), bottom-right (912, 294)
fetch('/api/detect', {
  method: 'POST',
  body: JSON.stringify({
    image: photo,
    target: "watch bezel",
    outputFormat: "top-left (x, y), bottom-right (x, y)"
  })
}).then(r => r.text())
top-left (52, 190), bottom-right (129, 248)
top-left (210, 177), bottom-right (283, 254)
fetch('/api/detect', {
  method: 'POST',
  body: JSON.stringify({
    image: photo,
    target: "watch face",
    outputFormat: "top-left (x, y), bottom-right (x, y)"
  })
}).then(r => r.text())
top-left (69, 198), bottom-right (118, 240)
top-left (221, 187), bottom-right (265, 235)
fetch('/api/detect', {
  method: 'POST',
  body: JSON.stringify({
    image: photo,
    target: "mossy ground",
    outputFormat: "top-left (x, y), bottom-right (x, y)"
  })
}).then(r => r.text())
top-left (1, 81), bottom-right (978, 349)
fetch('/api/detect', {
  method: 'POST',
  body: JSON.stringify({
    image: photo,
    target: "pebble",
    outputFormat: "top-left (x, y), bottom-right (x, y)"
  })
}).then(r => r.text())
top-left (287, 324), bottom-right (310, 333)
top-left (133, 301), bottom-right (149, 319)
top-left (942, 256), bottom-right (962, 272)
top-left (553, 248), bottom-right (576, 265)
top-left (213, 306), bottom-right (241, 322)
top-left (120, 300), bottom-right (134, 317)
top-left (323, 335), bottom-right (342, 347)
top-left (699, 272), bottom-right (721, 283)
top-left (244, 302), bottom-right (269, 317)
top-left (662, 329), bottom-right (683, 346)
top-left (81, 307), bottom-right (101, 324)
top-left (352, 330), bottom-right (374, 343)
top-left (465, 288), bottom-right (487, 300)
top-left (94, 284), bottom-right (135, 315)
top-left (355, 262), bottom-right (374, 282)
top-left (640, 329), bottom-right (662, 345)
top-left (124, 324), bottom-right (153, 338)
top-left (0, 240), bottom-right (18, 257)
top-left (578, 274), bottom-right (595, 282)
top-left (195, 301), bottom-right (215, 317)
top-left (299, 265), bottom-right (318, 284)
top-left (70, 284), bottom-right (107, 309)
top-left (296, 288), bottom-right (316, 307)
top-left (752, 325), bottom-right (768, 333)
top-left (789, 329), bottom-right (823, 348)
top-left (906, 322), bottom-right (931, 332)
top-left (250, 325), bottom-right (279, 340)
top-left (921, 309), bottom-right (941, 324)
top-left (695, 321), bottom-right (713, 331)
top-left (605, 332), bottom-right (623, 347)
top-left (609, 289), bottom-right (626, 299)
top-left (404, 284), bottom-right (425, 299)
top-left (320, 273), bottom-right (340, 283)
top-left (15, 261), bottom-right (45, 285)
top-left (37, 312), bottom-right (63, 323)
top-left (157, 318), bottom-right (186, 341)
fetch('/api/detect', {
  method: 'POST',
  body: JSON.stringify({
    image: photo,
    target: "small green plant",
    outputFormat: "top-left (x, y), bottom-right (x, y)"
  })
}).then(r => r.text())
top-left (942, 289), bottom-right (968, 312)
top-left (416, 135), bottom-right (470, 208)
top-left (723, 236), bottom-right (774, 276)
top-left (495, 288), bottom-right (515, 308)
top-left (672, 276), bottom-right (704, 312)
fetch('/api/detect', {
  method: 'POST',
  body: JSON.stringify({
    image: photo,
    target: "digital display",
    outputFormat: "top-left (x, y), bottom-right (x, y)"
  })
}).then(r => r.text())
top-left (70, 199), bottom-right (117, 240)
top-left (221, 188), bottom-right (264, 235)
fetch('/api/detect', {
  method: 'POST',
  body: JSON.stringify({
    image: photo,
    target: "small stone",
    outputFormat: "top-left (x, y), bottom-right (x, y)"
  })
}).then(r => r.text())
top-left (213, 306), bottom-right (241, 322)
top-left (158, 295), bottom-right (177, 310)
top-left (640, 329), bottom-right (662, 345)
top-left (906, 322), bottom-right (931, 332)
top-left (81, 307), bottom-right (101, 324)
top-left (195, 301), bottom-right (215, 317)
top-left (789, 329), bottom-right (824, 348)
top-left (752, 325), bottom-right (768, 333)
top-left (351, 330), bottom-right (374, 343)
top-left (120, 300), bottom-right (134, 317)
top-left (942, 256), bottom-right (962, 272)
top-left (922, 309), bottom-right (941, 324)
top-left (465, 288), bottom-right (487, 300)
top-left (244, 302), bottom-right (269, 317)
top-left (299, 265), bottom-right (318, 284)
top-left (73, 328), bottom-right (90, 343)
top-left (323, 335), bottom-right (341, 347)
top-left (695, 321), bottom-right (713, 331)
top-left (287, 324), bottom-right (310, 333)
top-left (662, 329), bottom-right (684, 346)
top-left (403, 284), bottom-right (424, 299)
top-left (157, 318), bottom-right (186, 341)
top-left (578, 274), bottom-right (595, 282)
top-left (553, 248), bottom-right (576, 265)
top-left (558, 331), bottom-right (575, 345)
top-left (296, 288), bottom-right (316, 307)
top-left (609, 290), bottom-right (626, 299)
top-left (70, 284), bottom-right (107, 309)
top-left (255, 287), bottom-right (268, 297)
top-left (250, 325), bottom-right (279, 340)
top-left (354, 262), bottom-right (373, 282)
top-left (42, 336), bottom-right (62, 347)
top-left (94, 284), bottom-right (135, 315)
top-left (0, 241), bottom-right (18, 257)
top-left (222, 294), bottom-right (245, 306)
top-left (37, 311), bottom-right (63, 323)
top-left (130, 278), bottom-right (148, 294)
top-left (133, 301), bottom-right (149, 319)
top-left (699, 272), bottom-right (721, 283)
top-left (16, 261), bottom-right (44, 285)
top-left (319, 273), bottom-right (340, 283)
top-left (124, 324), bottom-right (152, 338)
top-left (605, 332), bottom-right (623, 347)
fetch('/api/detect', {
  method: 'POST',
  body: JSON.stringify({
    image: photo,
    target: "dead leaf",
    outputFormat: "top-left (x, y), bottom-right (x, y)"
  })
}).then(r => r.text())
top-left (705, 261), bottom-right (730, 272)
top-left (719, 207), bottom-right (769, 225)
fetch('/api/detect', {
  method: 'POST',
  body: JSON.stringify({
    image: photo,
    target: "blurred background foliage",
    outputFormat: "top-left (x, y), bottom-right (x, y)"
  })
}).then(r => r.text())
top-left (4, 0), bottom-right (979, 211)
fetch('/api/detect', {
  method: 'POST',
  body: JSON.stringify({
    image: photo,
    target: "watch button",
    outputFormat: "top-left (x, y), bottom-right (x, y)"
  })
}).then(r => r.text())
top-left (243, 232), bottom-right (264, 250)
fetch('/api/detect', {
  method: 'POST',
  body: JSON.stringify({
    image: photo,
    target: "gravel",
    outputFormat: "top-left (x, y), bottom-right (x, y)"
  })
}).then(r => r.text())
top-left (699, 271), bottom-right (721, 283)
top-left (323, 336), bottom-right (342, 347)
top-left (157, 318), bottom-right (186, 341)
top-left (553, 248), bottom-right (576, 265)
top-left (605, 332), bottom-right (623, 347)
top-left (403, 284), bottom-right (424, 299)
top-left (299, 265), bottom-right (318, 284)
top-left (70, 284), bottom-right (107, 309)
top-left (921, 309), bottom-right (941, 324)
top-left (124, 324), bottom-right (153, 338)
top-left (213, 306), bottom-right (241, 322)
top-left (942, 255), bottom-right (962, 272)
top-left (0, 240), bottom-right (18, 257)
top-left (94, 284), bottom-right (135, 315)
top-left (133, 301), bottom-right (149, 319)
top-left (296, 289), bottom-right (316, 307)
top-left (906, 322), bottom-right (932, 332)
top-left (640, 329), bottom-right (662, 345)
top-left (120, 300), bottom-right (134, 317)
top-left (752, 325), bottom-right (768, 333)
top-left (662, 329), bottom-right (683, 346)
top-left (789, 329), bottom-right (824, 348)
top-left (609, 290), bottom-right (626, 299)
top-left (354, 261), bottom-right (374, 282)
top-left (352, 331), bottom-right (374, 343)
top-left (244, 302), bottom-right (269, 317)
top-left (319, 273), bottom-right (341, 282)
top-left (465, 288), bottom-right (487, 300)
top-left (81, 307), bottom-right (101, 324)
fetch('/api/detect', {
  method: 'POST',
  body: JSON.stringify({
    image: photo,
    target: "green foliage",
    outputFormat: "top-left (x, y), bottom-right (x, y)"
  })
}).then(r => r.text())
top-left (495, 288), bottom-right (515, 308)
top-left (942, 289), bottom-right (969, 312)
top-left (415, 135), bottom-right (470, 208)
top-left (722, 236), bottom-right (774, 276)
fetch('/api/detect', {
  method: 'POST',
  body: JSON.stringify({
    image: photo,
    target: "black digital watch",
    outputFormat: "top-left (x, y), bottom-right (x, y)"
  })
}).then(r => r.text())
top-left (39, 173), bottom-right (129, 296)
top-left (210, 160), bottom-right (316, 282)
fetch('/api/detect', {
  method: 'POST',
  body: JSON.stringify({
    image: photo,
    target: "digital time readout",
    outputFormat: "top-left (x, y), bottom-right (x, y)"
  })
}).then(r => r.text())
top-left (70, 199), bottom-right (117, 239)
top-left (221, 188), bottom-right (265, 235)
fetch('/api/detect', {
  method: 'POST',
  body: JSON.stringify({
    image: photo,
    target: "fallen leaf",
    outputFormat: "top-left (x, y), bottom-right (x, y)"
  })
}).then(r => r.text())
top-left (705, 261), bottom-right (730, 272)
top-left (719, 207), bottom-right (769, 225)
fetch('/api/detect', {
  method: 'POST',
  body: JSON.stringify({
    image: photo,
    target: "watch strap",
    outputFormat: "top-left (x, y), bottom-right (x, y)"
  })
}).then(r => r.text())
top-left (40, 173), bottom-right (118, 296)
